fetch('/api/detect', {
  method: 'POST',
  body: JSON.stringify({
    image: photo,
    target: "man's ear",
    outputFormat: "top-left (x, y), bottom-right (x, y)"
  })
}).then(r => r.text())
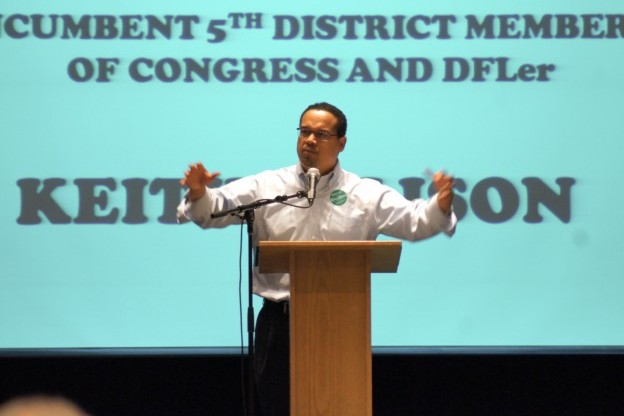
top-left (338, 136), bottom-right (347, 152)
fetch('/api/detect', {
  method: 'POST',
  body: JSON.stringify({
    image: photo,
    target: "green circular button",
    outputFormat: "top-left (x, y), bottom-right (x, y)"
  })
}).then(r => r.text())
top-left (330, 189), bottom-right (347, 206)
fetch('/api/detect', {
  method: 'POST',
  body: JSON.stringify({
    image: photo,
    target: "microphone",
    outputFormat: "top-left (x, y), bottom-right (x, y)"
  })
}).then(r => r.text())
top-left (306, 168), bottom-right (321, 205)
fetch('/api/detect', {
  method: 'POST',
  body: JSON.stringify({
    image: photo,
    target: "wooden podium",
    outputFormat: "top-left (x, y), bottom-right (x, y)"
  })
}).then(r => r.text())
top-left (258, 241), bottom-right (402, 416)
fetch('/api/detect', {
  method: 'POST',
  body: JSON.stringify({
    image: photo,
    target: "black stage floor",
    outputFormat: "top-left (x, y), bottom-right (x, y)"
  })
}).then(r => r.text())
top-left (2, 347), bottom-right (623, 416)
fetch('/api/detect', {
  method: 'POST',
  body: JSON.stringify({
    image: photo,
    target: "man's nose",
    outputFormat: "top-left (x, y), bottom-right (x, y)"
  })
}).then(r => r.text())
top-left (304, 133), bottom-right (318, 144)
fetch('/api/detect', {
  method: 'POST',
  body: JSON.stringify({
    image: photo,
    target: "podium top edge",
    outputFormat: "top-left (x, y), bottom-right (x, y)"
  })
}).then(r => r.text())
top-left (259, 241), bottom-right (402, 249)
top-left (258, 241), bottom-right (402, 273)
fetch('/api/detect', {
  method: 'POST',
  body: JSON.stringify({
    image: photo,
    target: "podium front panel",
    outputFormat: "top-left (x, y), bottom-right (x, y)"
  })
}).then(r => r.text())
top-left (289, 249), bottom-right (372, 416)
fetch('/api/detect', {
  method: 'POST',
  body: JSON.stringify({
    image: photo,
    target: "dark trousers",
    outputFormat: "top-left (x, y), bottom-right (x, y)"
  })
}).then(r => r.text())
top-left (254, 300), bottom-right (290, 416)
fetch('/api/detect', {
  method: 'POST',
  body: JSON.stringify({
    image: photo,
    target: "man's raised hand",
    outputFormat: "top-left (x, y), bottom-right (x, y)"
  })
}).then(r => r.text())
top-left (180, 162), bottom-right (220, 201)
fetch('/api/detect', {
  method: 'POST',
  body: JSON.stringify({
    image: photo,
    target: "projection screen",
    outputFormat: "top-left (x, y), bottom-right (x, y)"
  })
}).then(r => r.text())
top-left (1, 0), bottom-right (623, 349)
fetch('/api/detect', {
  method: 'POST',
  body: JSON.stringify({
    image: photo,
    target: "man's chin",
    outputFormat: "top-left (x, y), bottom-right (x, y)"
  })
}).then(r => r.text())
top-left (299, 156), bottom-right (317, 169)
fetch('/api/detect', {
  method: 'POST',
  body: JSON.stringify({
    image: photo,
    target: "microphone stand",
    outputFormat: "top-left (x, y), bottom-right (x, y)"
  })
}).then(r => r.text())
top-left (211, 190), bottom-right (307, 416)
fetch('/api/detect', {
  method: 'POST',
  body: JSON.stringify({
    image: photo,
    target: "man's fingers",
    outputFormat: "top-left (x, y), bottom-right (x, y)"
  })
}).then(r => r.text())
top-left (425, 169), bottom-right (454, 214)
top-left (181, 163), bottom-right (220, 189)
top-left (433, 173), bottom-right (454, 191)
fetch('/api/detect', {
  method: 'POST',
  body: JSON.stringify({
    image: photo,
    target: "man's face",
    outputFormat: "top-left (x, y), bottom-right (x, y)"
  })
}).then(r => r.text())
top-left (296, 109), bottom-right (346, 175)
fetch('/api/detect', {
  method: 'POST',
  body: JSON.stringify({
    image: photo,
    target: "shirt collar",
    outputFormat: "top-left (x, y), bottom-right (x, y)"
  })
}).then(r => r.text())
top-left (297, 161), bottom-right (343, 191)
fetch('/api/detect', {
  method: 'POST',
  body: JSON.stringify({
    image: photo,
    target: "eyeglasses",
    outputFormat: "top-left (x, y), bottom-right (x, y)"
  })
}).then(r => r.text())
top-left (297, 127), bottom-right (338, 141)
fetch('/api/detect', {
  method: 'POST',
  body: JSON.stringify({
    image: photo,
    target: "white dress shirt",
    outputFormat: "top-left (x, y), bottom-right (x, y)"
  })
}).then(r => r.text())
top-left (178, 162), bottom-right (456, 301)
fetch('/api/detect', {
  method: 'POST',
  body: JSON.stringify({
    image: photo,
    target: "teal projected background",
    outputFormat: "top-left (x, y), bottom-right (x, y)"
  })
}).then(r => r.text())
top-left (1, 0), bottom-right (623, 348)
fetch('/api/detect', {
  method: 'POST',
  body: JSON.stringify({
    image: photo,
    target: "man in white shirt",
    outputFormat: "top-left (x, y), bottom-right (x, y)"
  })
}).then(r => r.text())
top-left (178, 102), bottom-right (456, 416)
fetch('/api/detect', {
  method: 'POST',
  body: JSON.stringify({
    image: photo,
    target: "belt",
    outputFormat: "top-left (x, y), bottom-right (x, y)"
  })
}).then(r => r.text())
top-left (263, 298), bottom-right (289, 314)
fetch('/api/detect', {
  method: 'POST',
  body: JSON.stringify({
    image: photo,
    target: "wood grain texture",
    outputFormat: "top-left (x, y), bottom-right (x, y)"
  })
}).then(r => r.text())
top-left (258, 241), bottom-right (401, 415)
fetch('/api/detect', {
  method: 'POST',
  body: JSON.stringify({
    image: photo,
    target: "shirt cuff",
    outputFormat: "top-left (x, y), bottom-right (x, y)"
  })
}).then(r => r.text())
top-left (429, 193), bottom-right (457, 236)
top-left (176, 188), bottom-right (213, 225)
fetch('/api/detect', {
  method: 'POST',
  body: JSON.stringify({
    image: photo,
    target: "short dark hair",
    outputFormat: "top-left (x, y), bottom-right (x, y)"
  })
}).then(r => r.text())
top-left (299, 102), bottom-right (347, 137)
